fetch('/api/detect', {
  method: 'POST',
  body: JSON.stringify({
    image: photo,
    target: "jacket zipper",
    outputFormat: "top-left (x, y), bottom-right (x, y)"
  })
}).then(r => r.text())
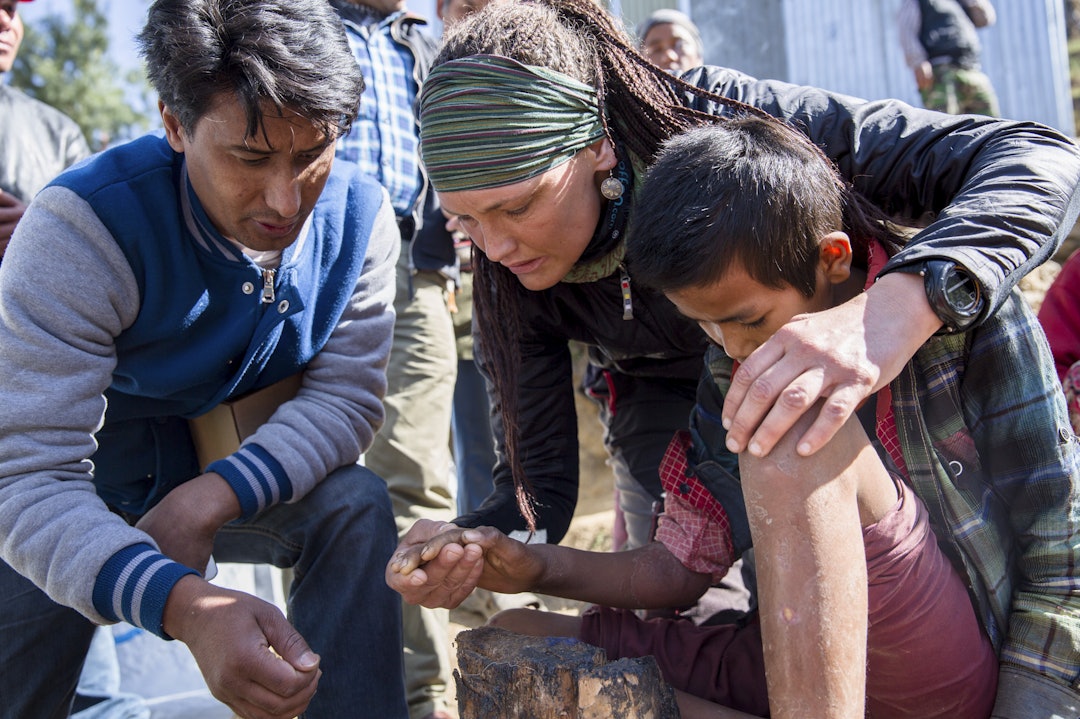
top-left (619, 265), bottom-right (633, 320)
top-left (261, 268), bottom-right (276, 304)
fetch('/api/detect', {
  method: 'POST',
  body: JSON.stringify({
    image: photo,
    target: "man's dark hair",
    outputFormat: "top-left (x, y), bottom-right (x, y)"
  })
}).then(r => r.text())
top-left (628, 117), bottom-right (901, 297)
top-left (137, 0), bottom-right (364, 140)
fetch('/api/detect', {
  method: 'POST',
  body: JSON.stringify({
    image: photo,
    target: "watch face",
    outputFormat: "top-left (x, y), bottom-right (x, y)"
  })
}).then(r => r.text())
top-left (944, 269), bottom-right (980, 313)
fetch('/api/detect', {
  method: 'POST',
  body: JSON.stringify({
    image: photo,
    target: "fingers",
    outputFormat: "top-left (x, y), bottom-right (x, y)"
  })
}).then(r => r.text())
top-left (261, 611), bottom-right (320, 673)
top-left (387, 540), bottom-right (484, 609)
top-left (238, 609), bottom-right (321, 719)
top-left (386, 541), bottom-right (465, 594)
top-left (388, 525), bottom-right (469, 575)
top-left (424, 542), bottom-right (485, 608)
top-left (725, 360), bottom-right (866, 457)
top-left (788, 390), bottom-right (863, 456)
top-left (224, 664), bottom-right (320, 719)
top-left (724, 337), bottom-right (823, 453)
top-left (193, 606), bottom-right (320, 719)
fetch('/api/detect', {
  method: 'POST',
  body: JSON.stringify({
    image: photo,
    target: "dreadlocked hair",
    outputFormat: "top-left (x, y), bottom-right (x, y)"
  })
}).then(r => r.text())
top-left (434, 0), bottom-right (898, 534)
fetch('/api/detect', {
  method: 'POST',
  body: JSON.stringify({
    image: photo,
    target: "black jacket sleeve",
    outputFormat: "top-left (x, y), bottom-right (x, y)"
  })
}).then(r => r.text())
top-left (453, 331), bottom-right (580, 543)
top-left (682, 65), bottom-right (1080, 321)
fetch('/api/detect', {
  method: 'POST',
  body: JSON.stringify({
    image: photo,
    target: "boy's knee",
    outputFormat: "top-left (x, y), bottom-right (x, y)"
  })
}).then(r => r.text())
top-left (487, 607), bottom-right (535, 633)
top-left (486, 607), bottom-right (581, 640)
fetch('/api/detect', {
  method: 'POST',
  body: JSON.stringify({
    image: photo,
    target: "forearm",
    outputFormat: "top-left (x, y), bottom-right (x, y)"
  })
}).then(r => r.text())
top-left (741, 429), bottom-right (871, 719)
top-left (868, 123), bottom-right (1080, 312)
top-left (0, 188), bottom-right (171, 624)
top-left (862, 271), bottom-right (942, 390)
top-left (528, 541), bottom-right (710, 610)
top-left (695, 67), bottom-right (1080, 315)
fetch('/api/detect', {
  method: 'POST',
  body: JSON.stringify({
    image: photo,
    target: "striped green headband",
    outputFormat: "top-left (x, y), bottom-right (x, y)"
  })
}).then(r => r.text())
top-left (419, 54), bottom-right (607, 192)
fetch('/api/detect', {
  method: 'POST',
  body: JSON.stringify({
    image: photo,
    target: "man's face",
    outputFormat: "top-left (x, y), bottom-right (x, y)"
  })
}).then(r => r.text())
top-left (161, 94), bottom-right (336, 253)
top-left (354, 0), bottom-right (407, 16)
top-left (643, 22), bottom-right (702, 74)
top-left (0, 0), bottom-right (24, 74)
top-left (438, 0), bottom-right (483, 25)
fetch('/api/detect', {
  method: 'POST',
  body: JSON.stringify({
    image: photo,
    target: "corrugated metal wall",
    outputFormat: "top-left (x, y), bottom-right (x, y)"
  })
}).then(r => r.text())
top-left (979, 0), bottom-right (1075, 133)
top-left (782, 0), bottom-right (912, 102)
top-left (673, 0), bottom-right (1076, 136)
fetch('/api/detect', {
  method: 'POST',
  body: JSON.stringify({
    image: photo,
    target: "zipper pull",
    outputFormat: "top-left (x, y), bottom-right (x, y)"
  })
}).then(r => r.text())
top-left (620, 266), bottom-right (633, 320)
top-left (261, 268), bottom-right (276, 304)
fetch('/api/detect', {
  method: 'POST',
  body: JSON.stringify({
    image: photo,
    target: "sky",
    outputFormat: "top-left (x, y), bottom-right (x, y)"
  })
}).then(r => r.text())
top-left (19, 0), bottom-right (150, 77)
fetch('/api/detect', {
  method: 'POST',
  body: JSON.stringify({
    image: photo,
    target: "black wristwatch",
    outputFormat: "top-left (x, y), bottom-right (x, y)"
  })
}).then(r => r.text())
top-left (917, 259), bottom-right (984, 334)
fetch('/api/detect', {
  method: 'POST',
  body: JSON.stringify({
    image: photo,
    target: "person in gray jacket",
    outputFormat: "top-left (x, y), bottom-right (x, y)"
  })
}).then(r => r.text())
top-left (0, 0), bottom-right (90, 257)
top-left (0, 0), bottom-right (407, 717)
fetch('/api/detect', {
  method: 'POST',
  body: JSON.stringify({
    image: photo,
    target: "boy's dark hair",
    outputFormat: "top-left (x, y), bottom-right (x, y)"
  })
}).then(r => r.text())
top-left (629, 118), bottom-right (901, 297)
top-left (137, 0), bottom-right (364, 141)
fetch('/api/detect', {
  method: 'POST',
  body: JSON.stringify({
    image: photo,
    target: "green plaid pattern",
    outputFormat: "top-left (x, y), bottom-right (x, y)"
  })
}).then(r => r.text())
top-left (890, 290), bottom-right (1079, 688)
top-left (704, 290), bottom-right (1079, 692)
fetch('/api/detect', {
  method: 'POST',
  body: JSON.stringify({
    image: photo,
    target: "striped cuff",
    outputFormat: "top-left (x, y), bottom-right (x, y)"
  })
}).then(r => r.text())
top-left (207, 442), bottom-right (292, 519)
top-left (92, 543), bottom-right (199, 639)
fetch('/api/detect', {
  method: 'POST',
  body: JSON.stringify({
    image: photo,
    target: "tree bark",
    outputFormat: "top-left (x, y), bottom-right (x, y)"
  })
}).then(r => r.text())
top-left (454, 625), bottom-right (680, 719)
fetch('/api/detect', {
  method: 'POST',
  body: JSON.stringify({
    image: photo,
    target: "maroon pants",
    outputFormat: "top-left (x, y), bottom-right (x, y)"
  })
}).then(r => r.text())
top-left (580, 480), bottom-right (998, 718)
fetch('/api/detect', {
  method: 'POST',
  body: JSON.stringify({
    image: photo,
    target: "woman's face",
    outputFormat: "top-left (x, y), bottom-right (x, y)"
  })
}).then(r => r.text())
top-left (437, 139), bottom-right (616, 291)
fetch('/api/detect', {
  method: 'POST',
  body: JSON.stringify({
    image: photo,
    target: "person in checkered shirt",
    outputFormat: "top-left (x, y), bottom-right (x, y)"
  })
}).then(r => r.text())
top-left (388, 116), bottom-right (1080, 719)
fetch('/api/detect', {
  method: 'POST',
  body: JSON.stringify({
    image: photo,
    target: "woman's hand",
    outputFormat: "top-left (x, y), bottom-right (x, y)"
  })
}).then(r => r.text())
top-left (722, 272), bottom-right (941, 457)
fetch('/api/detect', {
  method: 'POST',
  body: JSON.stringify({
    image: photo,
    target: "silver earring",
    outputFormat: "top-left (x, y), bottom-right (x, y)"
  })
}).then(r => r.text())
top-left (600, 172), bottom-right (624, 201)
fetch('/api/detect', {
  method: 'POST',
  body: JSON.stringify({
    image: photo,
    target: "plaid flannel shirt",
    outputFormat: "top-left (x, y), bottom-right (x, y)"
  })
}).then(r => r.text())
top-left (690, 288), bottom-right (1080, 699)
top-left (888, 290), bottom-right (1080, 691)
top-left (335, 9), bottom-right (422, 219)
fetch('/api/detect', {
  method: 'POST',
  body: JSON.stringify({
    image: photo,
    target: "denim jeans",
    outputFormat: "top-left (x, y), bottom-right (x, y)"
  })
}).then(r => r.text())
top-left (363, 256), bottom-right (456, 719)
top-left (0, 463), bottom-right (407, 719)
top-left (452, 357), bottom-right (497, 516)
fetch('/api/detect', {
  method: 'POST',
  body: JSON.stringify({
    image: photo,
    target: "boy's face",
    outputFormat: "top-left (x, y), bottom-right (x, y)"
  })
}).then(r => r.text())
top-left (666, 233), bottom-right (852, 363)
top-left (161, 94), bottom-right (336, 253)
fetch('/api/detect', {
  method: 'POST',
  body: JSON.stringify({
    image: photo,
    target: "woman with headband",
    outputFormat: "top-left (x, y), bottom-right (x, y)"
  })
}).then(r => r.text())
top-left (388, 0), bottom-right (1080, 712)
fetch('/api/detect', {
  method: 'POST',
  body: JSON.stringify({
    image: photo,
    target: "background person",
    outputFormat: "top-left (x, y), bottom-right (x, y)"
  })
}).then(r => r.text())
top-left (0, 0), bottom-right (90, 258)
top-left (330, 1), bottom-right (456, 716)
top-left (636, 8), bottom-right (704, 74)
top-left (897, 0), bottom-right (1000, 115)
top-left (0, 0), bottom-right (407, 716)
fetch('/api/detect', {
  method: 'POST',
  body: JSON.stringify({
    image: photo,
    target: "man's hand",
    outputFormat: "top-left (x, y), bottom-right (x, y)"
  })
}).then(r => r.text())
top-left (164, 575), bottom-right (321, 719)
top-left (136, 472), bottom-right (241, 575)
top-left (0, 189), bottom-right (28, 258)
top-left (722, 272), bottom-right (941, 458)
top-left (914, 61), bottom-right (934, 91)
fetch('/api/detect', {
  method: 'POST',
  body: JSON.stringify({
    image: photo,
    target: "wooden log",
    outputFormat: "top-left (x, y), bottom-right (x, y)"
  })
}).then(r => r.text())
top-left (454, 625), bottom-right (680, 719)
